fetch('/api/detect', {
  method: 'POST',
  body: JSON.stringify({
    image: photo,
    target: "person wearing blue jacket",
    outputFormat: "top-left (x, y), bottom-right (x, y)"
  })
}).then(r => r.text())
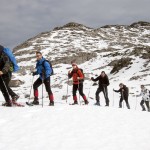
top-left (32, 51), bottom-right (54, 106)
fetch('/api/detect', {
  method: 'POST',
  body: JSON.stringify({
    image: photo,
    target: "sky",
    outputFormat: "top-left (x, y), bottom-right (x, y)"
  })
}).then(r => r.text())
top-left (0, 0), bottom-right (149, 49)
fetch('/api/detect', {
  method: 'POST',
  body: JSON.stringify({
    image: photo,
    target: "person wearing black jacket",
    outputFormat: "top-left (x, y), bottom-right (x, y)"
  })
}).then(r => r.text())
top-left (113, 83), bottom-right (130, 109)
top-left (0, 45), bottom-right (19, 106)
top-left (91, 71), bottom-right (110, 106)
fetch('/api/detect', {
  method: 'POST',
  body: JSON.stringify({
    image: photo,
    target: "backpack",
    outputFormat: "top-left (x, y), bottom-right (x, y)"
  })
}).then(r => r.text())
top-left (76, 68), bottom-right (85, 82)
top-left (42, 60), bottom-right (54, 76)
top-left (3, 48), bottom-right (19, 72)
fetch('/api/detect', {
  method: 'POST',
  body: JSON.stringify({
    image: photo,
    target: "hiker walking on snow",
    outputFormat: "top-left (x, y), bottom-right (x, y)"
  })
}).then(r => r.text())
top-left (0, 45), bottom-right (19, 107)
top-left (137, 85), bottom-right (150, 112)
top-left (91, 71), bottom-right (110, 106)
top-left (68, 63), bottom-right (88, 105)
top-left (32, 51), bottom-right (54, 106)
top-left (113, 83), bottom-right (130, 109)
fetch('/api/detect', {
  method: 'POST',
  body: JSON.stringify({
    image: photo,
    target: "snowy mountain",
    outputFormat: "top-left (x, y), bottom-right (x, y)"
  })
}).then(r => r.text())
top-left (12, 21), bottom-right (150, 103)
top-left (0, 21), bottom-right (150, 150)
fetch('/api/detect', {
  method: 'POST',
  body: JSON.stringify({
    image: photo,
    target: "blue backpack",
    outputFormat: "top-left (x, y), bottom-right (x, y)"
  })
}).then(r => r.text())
top-left (3, 48), bottom-right (20, 72)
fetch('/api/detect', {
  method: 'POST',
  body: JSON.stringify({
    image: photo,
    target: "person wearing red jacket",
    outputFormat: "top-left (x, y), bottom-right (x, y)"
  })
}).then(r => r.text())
top-left (68, 63), bottom-right (88, 105)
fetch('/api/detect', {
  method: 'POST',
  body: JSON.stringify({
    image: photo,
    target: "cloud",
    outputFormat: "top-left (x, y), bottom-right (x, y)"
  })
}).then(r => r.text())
top-left (0, 0), bottom-right (149, 49)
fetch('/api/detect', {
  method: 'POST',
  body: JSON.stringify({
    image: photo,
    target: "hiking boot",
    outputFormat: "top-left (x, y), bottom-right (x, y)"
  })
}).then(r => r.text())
top-left (12, 95), bottom-right (19, 102)
top-left (32, 100), bottom-right (39, 105)
top-left (105, 104), bottom-right (109, 107)
top-left (84, 100), bottom-right (89, 105)
top-left (71, 101), bottom-right (78, 105)
top-left (49, 101), bottom-right (54, 106)
top-left (94, 102), bottom-right (100, 106)
top-left (2, 101), bottom-right (12, 107)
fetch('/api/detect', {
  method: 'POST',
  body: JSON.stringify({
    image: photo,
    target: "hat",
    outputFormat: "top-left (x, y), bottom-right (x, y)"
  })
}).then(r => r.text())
top-left (72, 63), bottom-right (77, 66)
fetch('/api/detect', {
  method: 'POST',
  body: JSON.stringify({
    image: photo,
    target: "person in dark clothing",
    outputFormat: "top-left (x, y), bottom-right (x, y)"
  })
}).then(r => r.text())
top-left (0, 45), bottom-right (19, 107)
top-left (68, 63), bottom-right (88, 105)
top-left (137, 85), bottom-right (150, 112)
top-left (32, 51), bottom-right (54, 106)
top-left (91, 71), bottom-right (110, 106)
top-left (113, 83), bottom-right (130, 109)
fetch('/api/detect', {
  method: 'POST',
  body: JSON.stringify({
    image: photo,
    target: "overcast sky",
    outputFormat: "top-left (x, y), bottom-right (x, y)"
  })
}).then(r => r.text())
top-left (0, 0), bottom-right (149, 49)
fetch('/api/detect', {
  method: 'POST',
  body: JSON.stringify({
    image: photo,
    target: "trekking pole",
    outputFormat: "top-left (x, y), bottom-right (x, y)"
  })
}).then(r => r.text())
top-left (78, 83), bottom-right (81, 105)
top-left (87, 81), bottom-right (93, 100)
top-left (135, 95), bottom-right (138, 110)
top-left (113, 89), bottom-right (114, 107)
top-left (41, 73), bottom-right (45, 108)
top-left (42, 79), bottom-right (44, 107)
top-left (28, 76), bottom-right (34, 103)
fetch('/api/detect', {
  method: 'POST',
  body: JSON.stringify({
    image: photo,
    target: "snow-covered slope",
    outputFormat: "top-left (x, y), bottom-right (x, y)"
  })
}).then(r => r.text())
top-left (0, 21), bottom-right (150, 150)
top-left (0, 106), bottom-right (150, 150)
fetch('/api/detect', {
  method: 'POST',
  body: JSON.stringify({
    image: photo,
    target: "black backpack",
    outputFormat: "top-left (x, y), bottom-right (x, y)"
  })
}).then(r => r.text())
top-left (42, 60), bottom-right (54, 76)
top-left (76, 68), bottom-right (85, 82)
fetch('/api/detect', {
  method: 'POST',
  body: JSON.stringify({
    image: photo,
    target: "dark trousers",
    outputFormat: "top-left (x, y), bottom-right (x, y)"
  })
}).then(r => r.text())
top-left (140, 100), bottom-right (149, 111)
top-left (0, 76), bottom-right (17, 102)
top-left (119, 96), bottom-right (130, 109)
top-left (73, 83), bottom-right (85, 97)
top-left (96, 87), bottom-right (109, 105)
top-left (72, 83), bottom-right (87, 101)
top-left (33, 77), bottom-right (53, 99)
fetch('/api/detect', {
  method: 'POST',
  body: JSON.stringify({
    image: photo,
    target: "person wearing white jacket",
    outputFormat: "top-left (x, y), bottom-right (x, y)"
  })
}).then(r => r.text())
top-left (137, 85), bottom-right (150, 112)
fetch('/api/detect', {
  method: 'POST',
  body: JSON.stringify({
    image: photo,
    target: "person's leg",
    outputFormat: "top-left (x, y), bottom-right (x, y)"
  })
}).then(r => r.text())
top-left (33, 78), bottom-right (42, 104)
top-left (4, 73), bottom-right (19, 100)
top-left (72, 84), bottom-right (78, 104)
top-left (145, 101), bottom-right (150, 111)
top-left (119, 97), bottom-right (123, 108)
top-left (103, 87), bottom-right (109, 106)
top-left (95, 88), bottom-right (102, 105)
top-left (79, 83), bottom-right (88, 104)
top-left (44, 77), bottom-right (54, 105)
top-left (0, 76), bottom-right (12, 106)
top-left (124, 96), bottom-right (130, 109)
top-left (140, 99), bottom-right (146, 111)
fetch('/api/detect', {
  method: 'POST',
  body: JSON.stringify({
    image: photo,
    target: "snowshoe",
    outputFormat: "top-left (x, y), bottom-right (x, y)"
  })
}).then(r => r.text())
top-left (70, 101), bottom-right (78, 105)
top-left (12, 101), bottom-right (24, 107)
top-left (49, 101), bottom-right (54, 106)
top-left (12, 95), bottom-right (19, 102)
top-left (31, 100), bottom-right (39, 105)
top-left (94, 102), bottom-right (100, 106)
top-left (84, 100), bottom-right (89, 105)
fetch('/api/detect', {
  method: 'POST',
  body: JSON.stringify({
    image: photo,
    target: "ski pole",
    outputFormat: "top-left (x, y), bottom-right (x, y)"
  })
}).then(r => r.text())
top-left (41, 73), bottom-right (45, 108)
top-left (135, 95), bottom-right (137, 110)
top-left (87, 81), bottom-right (93, 100)
top-left (28, 76), bottom-right (34, 103)
top-left (42, 79), bottom-right (44, 107)
top-left (113, 89), bottom-right (114, 107)
top-left (78, 83), bottom-right (81, 105)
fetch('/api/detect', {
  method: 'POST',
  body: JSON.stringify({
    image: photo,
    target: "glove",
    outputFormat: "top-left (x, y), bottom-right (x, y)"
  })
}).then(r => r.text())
top-left (91, 77), bottom-right (94, 80)
top-left (0, 71), bottom-right (3, 76)
top-left (32, 72), bottom-right (37, 76)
